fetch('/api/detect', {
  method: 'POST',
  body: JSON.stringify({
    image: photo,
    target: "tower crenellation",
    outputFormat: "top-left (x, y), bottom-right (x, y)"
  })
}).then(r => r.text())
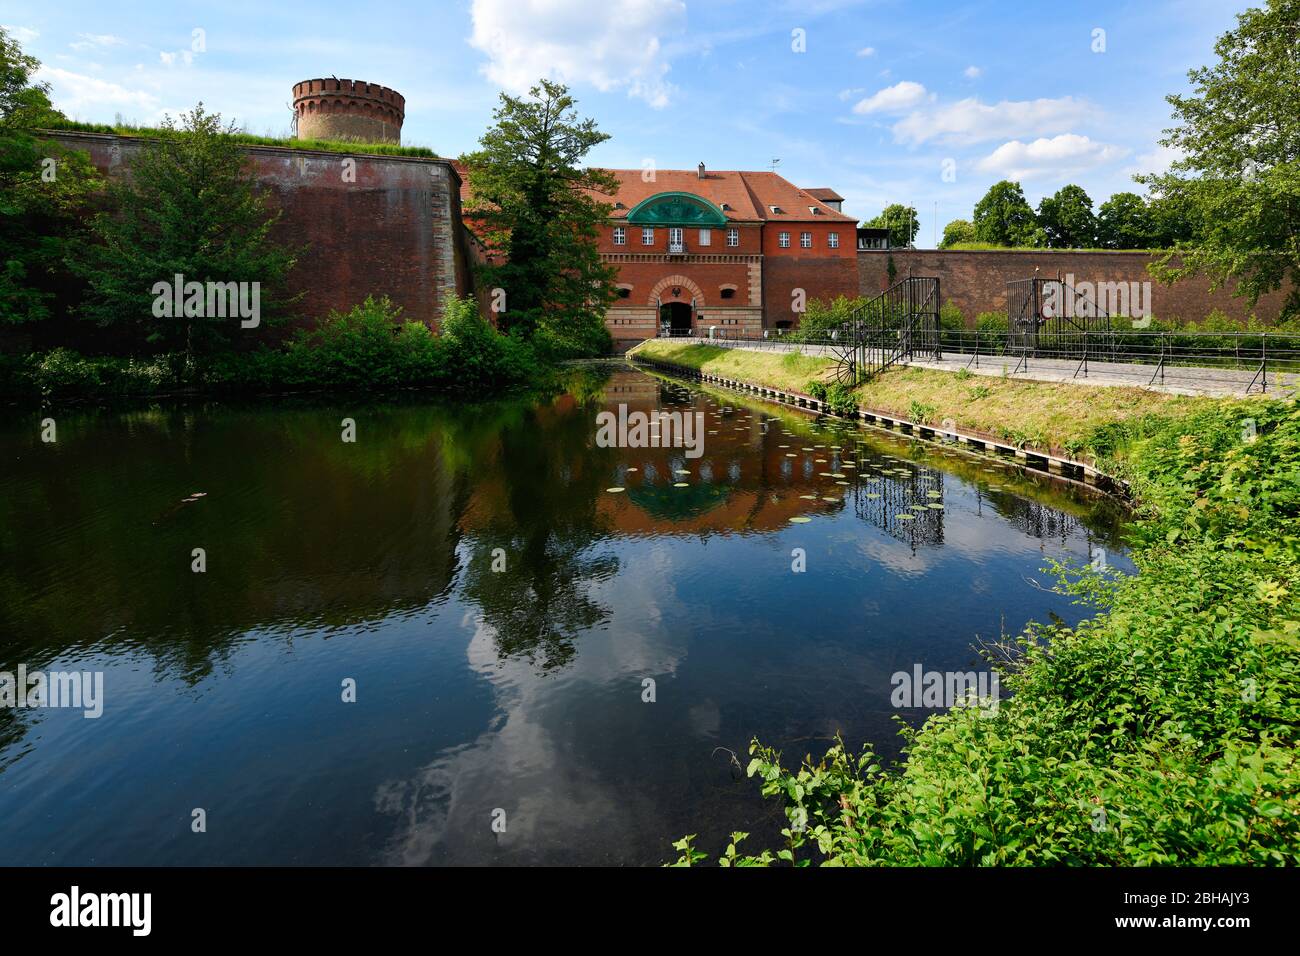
top-left (292, 78), bottom-right (405, 145)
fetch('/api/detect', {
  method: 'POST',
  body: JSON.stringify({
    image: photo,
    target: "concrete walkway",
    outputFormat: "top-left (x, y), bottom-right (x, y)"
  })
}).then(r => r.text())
top-left (691, 337), bottom-right (1297, 398)
top-left (910, 354), bottom-right (1298, 398)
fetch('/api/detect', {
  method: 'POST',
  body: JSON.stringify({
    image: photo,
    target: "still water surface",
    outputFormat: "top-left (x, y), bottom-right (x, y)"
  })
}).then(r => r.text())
top-left (0, 367), bottom-right (1129, 865)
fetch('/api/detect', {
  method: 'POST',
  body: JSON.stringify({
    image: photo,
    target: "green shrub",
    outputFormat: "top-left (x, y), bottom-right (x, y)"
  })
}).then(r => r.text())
top-left (939, 299), bottom-right (964, 330)
top-left (30, 348), bottom-right (175, 398)
top-left (975, 310), bottom-right (1008, 334)
top-left (14, 295), bottom-right (545, 401)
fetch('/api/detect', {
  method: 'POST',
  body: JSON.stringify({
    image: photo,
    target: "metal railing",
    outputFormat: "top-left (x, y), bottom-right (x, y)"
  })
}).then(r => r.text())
top-left (646, 305), bottom-right (1299, 395)
top-left (933, 328), bottom-right (1300, 393)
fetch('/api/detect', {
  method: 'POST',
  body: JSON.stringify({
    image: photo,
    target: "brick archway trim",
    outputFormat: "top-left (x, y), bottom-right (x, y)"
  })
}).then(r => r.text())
top-left (648, 274), bottom-right (705, 307)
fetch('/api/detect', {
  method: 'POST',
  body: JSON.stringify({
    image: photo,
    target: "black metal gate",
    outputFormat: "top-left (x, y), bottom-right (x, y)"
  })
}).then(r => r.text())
top-left (832, 276), bottom-right (941, 386)
top-left (1006, 276), bottom-right (1116, 362)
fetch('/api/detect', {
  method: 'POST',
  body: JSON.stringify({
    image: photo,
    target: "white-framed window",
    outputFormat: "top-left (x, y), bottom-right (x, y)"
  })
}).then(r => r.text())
top-left (828, 231), bottom-right (839, 249)
top-left (641, 227), bottom-right (655, 246)
top-left (669, 227), bottom-right (683, 247)
top-left (613, 226), bottom-right (626, 245)
top-left (778, 231), bottom-right (790, 248)
top-left (698, 228), bottom-right (711, 246)
top-left (726, 228), bottom-right (739, 247)
top-left (800, 231), bottom-right (813, 249)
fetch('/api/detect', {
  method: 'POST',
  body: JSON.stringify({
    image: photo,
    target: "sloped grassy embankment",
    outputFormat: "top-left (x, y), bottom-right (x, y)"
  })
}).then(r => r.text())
top-left (634, 341), bottom-right (1300, 865)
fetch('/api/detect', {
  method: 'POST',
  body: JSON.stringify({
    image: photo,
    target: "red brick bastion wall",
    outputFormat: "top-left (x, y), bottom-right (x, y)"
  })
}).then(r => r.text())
top-left (49, 130), bottom-right (476, 331)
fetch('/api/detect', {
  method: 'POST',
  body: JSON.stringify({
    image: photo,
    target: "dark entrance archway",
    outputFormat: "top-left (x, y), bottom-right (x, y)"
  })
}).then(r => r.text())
top-left (659, 301), bottom-right (693, 336)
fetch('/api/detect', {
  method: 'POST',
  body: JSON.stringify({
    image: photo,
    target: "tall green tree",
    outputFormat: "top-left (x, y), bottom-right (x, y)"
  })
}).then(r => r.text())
top-left (71, 104), bottom-right (298, 363)
top-left (0, 27), bottom-right (99, 326)
top-left (1036, 184), bottom-right (1097, 248)
top-left (1138, 0), bottom-right (1300, 317)
top-left (938, 218), bottom-right (976, 249)
top-left (461, 79), bottom-right (617, 356)
top-left (972, 180), bottom-right (1041, 246)
top-left (863, 203), bottom-right (919, 248)
top-left (1096, 191), bottom-right (1156, 249)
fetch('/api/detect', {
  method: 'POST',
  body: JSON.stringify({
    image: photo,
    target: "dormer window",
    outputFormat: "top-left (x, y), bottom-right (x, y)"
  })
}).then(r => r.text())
top-left (720, 202), bottom-right (731, 211)
top-left (809, 206), bottom-right (822, 215)
top-left (770, 205), bottom-right (783, 214)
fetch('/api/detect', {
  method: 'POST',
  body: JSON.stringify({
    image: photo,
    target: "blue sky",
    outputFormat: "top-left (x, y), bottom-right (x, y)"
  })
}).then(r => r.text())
top-left (7, 0), bottom-right (1249, 245)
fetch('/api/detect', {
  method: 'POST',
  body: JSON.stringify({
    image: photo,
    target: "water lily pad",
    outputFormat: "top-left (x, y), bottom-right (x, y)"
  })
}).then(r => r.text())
top-left (896, 513), bottom-right (914, 520)
top-left (674, 482), bottom-right (690, 488)
top-left (606, 487), bottom-right (625, 493)
top-left (789, 516), bottom-right (812, 524)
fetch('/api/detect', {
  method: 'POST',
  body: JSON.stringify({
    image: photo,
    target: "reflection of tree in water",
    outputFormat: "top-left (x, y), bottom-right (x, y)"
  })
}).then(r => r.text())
top-left (456, 388), bottom-right (620, 672)
top-left (0, 398), bottom-right (488, 688)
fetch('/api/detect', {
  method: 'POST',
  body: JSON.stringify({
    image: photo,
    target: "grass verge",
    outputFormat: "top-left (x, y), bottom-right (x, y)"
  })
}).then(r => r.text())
top-left (633, 339), bottom-right (1212, 460)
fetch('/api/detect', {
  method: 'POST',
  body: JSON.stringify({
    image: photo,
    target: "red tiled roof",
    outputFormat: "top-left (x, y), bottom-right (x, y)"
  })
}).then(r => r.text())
top-left (599, 169), bottom-right (855, 223)
top-left (804, 187), bottom-right (844, 203)
top-left (453, 161), bottom-right (853, 223)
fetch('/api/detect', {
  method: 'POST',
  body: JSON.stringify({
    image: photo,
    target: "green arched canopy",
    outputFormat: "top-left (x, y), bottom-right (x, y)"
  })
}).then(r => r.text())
top-left (625, 192), bottom-right (729, 227)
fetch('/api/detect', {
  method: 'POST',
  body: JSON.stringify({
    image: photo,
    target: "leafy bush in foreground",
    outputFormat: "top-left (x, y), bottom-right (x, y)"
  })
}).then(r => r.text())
top-left (676, 399), bottom-right (1300, 865)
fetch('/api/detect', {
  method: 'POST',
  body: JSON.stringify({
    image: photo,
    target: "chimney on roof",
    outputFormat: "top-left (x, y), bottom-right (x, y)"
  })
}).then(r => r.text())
top-left (697, 162), bottom-right (705, 180)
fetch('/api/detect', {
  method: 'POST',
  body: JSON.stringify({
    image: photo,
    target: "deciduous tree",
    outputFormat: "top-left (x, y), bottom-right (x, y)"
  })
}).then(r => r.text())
top-left (1138, 0), bottom-right (1300, 317)
top-left (461, 80), bottom-right (617, 356)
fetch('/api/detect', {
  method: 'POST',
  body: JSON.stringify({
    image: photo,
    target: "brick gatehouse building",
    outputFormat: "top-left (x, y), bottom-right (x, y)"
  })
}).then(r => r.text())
top-left (597, 165), bottom-right (857, 345)
top-left (457, 162), bottom-right (858, 345)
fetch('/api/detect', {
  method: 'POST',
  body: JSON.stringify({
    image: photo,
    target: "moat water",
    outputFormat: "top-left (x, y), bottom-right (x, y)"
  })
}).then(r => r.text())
top-left (0, 367), bottom-right (1130, 865)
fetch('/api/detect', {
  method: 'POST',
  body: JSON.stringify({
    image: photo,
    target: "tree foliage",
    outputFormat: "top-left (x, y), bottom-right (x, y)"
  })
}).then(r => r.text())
top-left (1139, 0), bottom-right (1300, 317)
top-left (70, 103), bottom-right (299, 362)
top-left (938, 218), bottom-right (976, 249)
top-left (972, 180), bottom-right (1041, 247)
top-left (863, 203), bottom-right (919, 248)
top-left (1036, 184), bottom-right (1096, 248)
top-left (461, 79), bottom-right (617, 355)
top-left (0, 27), bottom-right (100, 325)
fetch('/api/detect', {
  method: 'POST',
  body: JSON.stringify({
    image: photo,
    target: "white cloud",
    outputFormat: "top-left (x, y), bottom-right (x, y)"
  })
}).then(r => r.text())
top-left (837, 86), bottom-right (866, 101)
top-left (34, 66), bottom-right (160, 118)
top-left (857, 46), bottom-right (875, 57)
top-left (159, 50), bottom-right (195, 67)
top-left (963, 65), bottom-right (982, 79)
top-left (70, 33), bottom-right (126, 52)
top-left (1125, 144), bottom-right (1183, 178)
top-left (3, 25), bottom-right (40, 45)
top-left (469, 0), bottom-right (687, 109)
top-left (975, 134), bottom-right (1128, 181)
top-left (892, 95), bottom-right (1096, 145)
top-left (852, 80), bottom-right (930, 115)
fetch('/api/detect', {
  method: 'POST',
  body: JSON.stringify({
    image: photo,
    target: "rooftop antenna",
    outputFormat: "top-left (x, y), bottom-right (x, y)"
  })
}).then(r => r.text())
top-left (769, 158), bottom-right (781, 173)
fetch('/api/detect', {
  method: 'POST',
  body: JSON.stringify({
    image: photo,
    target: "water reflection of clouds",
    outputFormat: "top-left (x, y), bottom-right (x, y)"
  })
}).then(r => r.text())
top-left (374, 553), bottom-right (696, 865)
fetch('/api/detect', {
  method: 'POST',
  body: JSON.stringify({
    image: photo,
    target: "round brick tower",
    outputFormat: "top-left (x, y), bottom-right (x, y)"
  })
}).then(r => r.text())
top-left (292, 78), bottom-right (405, 144)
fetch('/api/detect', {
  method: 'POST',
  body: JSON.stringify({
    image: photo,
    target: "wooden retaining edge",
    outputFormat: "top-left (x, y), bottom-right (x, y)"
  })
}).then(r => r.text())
top-left (628, 355), bottom-right (1127, 495)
